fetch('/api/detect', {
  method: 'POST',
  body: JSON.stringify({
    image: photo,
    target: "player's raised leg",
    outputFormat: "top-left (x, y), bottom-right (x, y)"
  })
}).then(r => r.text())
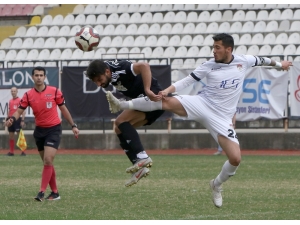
top-left (106, 91), bottom-right (187, 117)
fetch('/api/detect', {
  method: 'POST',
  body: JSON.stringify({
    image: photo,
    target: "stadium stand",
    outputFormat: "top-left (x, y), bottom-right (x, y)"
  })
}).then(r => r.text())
top-left (0, 38), bottom-right (11, 49)
top-left (0, 3), bottom-right (299, 75)
top-left (246, 45), bottom-right (259, 55)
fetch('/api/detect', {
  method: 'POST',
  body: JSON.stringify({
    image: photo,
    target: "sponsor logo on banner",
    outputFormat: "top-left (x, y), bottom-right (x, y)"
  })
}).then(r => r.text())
top-left (0, 68), bottom-right (59, 118)
top-left (236, 67), bottom-right (288, 121)
top-left (290, 62), bottom-right (300, 116)
top-left (294, 75), bottom-right (300, 102)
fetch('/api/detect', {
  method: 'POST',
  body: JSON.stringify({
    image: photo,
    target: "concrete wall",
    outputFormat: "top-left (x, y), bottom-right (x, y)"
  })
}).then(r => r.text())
top-left (1, 130), bottom-right (300, 150)
top-left (1, 117), bottom-right (298, 131)
top-left (1, 116), bottom-right (299, 150)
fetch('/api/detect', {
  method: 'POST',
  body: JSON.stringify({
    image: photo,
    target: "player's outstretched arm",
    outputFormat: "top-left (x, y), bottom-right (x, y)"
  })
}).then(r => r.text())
top-left (255, 56), bottom-right (292, 71)
top-left (133, 62), bottom-right (161, 102)
top-left (277, 60), bottom-right (293, 71)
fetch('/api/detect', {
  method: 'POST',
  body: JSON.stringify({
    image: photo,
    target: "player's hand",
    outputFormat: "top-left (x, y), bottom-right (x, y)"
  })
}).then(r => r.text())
top-left (158, 90), bottom-right (169, 99)
top-left (21, 121), bottom-right (25, 128)
top-left (145, 90), bottom-right (162, 102)
top-left (281, 61), bottom-right (293, 71)
top-left (5, 118), bottom-right (13, 127)
top-left (72, 127), bottom-right (79, 139)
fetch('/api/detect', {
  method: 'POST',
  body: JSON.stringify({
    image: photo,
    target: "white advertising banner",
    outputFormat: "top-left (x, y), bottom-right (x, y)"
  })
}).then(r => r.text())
top-left (176, 67), bottom-right (288, 121)
top-left (289, 61), bottom-right (300, 117)
top-left (0, 68), bottom-right (59, 118)
top-left (236, 67), bottom-right (288, 121)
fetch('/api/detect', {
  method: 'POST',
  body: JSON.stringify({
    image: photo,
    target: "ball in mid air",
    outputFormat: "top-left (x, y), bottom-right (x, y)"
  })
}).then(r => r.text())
top-left (75, 26), bottom-right (100, 52)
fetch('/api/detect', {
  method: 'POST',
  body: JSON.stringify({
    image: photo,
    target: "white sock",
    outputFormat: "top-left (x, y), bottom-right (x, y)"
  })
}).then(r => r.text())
top-left (119, 101), bottom-right (130, 109)
top-left (137, 151), bottom-right (148, 159)
top-left (120, 97), bottom-right (162, 111)
top-left (214, 160), bottom-right (239, 187)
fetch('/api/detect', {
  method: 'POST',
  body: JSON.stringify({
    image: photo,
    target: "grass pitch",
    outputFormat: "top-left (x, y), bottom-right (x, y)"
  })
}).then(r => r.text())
top-left (0, 153), bottom-right (300, 220)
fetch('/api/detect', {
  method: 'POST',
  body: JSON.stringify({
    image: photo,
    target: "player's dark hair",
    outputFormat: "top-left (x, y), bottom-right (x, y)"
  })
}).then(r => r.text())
top-left (85, 59), bottom-right (109, 80)
top-left (32, 66), bottom-right (46, 76)
top-left (212, 33), bottom-right (234, 51)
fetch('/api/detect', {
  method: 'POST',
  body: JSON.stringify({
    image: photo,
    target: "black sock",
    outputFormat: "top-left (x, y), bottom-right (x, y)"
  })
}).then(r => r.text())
top-left (117, 133), bottom-right (137, 164)
top-left (118, 122), bottom-right (145, 156)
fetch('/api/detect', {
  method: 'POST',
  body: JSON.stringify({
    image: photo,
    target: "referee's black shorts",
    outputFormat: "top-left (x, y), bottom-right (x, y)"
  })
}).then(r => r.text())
top-left (7, 117), bottom-right (22, 133)
top-left (33, 124), bottom-right (62, 151)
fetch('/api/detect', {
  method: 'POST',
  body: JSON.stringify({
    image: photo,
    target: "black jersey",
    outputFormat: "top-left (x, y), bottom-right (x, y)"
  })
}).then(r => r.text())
top-left (105, 59), bottom-right (162, 99)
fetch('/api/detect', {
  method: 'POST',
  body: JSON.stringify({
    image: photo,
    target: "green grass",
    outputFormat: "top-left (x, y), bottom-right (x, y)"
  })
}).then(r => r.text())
top-left (0, 154), bottom-right (300, 220)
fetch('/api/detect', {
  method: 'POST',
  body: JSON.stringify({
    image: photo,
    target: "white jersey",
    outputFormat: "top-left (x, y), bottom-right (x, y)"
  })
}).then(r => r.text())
top-left (174, 54), bottom-right (257, 118)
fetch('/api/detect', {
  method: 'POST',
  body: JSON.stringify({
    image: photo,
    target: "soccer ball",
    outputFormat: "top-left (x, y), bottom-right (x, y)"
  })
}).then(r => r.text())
top-left (75, 26), bottom-right (100, 52)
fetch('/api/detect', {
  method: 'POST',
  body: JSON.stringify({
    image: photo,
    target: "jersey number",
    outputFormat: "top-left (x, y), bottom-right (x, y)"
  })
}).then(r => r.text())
top-left (228, 129), bottom-right (238, 139)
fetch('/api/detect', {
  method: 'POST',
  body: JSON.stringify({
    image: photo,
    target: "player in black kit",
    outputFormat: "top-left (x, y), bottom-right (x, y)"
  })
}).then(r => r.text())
top-left (85, 59), bottom-right (164, 187)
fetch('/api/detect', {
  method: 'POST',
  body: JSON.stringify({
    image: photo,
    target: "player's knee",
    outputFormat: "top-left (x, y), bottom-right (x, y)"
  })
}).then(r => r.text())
top-left (43, 157), bottom-right (53, 166)
top-left (162, 100), bottom-right (171, 111)
top-left (114, 125), bottom-right (120, 134)
top-left (114, 118), bottom-right (126, 127)
top-left (229, 156), bottom-right (241, 167)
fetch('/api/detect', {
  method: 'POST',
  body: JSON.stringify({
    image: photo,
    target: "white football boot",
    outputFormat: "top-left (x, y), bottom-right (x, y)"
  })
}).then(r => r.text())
top-left (209, 179), bottom-right (223, 208)
top-left (106, 91), bottom-right (121, 113)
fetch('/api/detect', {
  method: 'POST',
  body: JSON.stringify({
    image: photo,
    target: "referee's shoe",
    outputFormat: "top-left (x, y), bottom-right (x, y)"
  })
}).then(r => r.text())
top-left (34, 191), bottom-right (44, 202)
top-left (45, 192), bottom-right (61, 200)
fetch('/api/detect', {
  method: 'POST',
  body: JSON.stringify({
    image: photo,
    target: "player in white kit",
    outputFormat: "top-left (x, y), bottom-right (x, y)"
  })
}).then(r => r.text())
top-left (106, 33), bottom-right (292, 207)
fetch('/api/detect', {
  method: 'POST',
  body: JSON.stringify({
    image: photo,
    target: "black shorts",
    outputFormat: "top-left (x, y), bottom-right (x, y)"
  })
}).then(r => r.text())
top-left (136, 79), bottom-right (165, 125)
top-left (33, 124), bottom-right (62, 151)
top-left (7, 117), bottom-right (22, 133)
top-left (144, 110), bottom-right (165, 126)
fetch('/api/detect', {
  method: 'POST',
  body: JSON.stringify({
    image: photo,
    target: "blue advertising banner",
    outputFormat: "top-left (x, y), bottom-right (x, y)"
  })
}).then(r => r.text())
top-left (0, 67), bottom-right (59, 118)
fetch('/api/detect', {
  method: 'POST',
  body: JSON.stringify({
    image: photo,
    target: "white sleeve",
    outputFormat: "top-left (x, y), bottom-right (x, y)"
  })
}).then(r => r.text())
top-left (244, 55), bottom-right (272, 67)
top-left (173, 75), bottom-right (198, 92)
top-left (243, 55), bottom-right (258, 68)
top-left (173, 62), bottom-right (209, 92)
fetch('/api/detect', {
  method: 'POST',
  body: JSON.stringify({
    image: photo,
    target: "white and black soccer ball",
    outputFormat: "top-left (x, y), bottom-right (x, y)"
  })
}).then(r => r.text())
top-left (75, 26), bottom-right (100, 52)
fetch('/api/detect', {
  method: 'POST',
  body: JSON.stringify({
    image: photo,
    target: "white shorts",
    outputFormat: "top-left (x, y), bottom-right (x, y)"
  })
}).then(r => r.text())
top-left (174, 95), bottom-right (239, 145)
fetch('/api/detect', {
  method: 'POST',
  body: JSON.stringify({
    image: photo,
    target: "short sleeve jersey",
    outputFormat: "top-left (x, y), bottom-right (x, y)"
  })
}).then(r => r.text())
top-left (104, 59), bottom-right (161, 99)
top-left (8, 97), bottom-right (21, 117)
top-left (190, 54), bottom-right (257, 117)
top-left (18, 85), bottom-right (65, 127)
